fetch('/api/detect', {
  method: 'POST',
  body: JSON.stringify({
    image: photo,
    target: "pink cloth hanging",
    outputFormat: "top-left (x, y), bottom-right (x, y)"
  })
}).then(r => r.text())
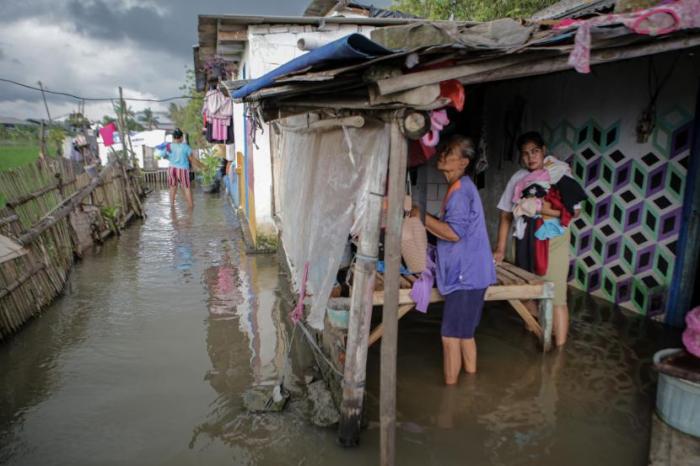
top-left (99, 122), bottom-right (117, 147)
top-left (565, 0), bottom-right (700, 73)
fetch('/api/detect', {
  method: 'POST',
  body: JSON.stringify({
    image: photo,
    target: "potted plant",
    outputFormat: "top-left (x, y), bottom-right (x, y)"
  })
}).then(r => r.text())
top-left (197, 150), bottom-right (222, 193)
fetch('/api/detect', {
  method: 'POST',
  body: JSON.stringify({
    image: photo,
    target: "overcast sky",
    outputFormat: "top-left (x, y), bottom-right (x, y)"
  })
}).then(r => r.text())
top-left (0, 0), bottom-right (391, 121)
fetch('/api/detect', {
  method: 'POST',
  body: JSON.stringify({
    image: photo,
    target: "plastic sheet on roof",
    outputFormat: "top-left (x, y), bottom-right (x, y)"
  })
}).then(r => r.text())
top-left (233, 34), bottom-right (394, 100)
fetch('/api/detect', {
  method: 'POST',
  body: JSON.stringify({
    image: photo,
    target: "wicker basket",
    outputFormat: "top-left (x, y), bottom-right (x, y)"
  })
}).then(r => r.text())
top-left (401, 189), bottom-right (427, 273)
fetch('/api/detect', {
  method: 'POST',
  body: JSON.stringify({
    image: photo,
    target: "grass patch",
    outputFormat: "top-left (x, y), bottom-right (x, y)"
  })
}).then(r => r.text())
top-left (0, 145), bottom-right (40, 171)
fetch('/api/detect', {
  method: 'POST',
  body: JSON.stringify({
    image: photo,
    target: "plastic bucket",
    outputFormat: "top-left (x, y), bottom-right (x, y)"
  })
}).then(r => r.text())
top-left (654, 348), bottom-right (700, 437)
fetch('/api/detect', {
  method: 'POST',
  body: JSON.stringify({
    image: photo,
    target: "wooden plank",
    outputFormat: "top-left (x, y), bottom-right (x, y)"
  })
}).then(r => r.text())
top-left (375, 55), bottom-right (529, 95)
top-left (6, 183), bottom-right (59, 208)
top-left (457, 35), bottom-right (700, 88)
top-left (499, 261), bottom-right (544, 284)
top-left (372, 284), bottom-right (550, 306)
top-left (338, 121), bottom-right (390, 447)
top-left (380, 120), bottom-right (407, 466)
top-left (217, 30), bottom-right (248, 42)
top-left (368, 304), bottom-right (415, 347)
top-left (495, 266), bottom-right (523, 286)
top-left (507, 299), bottom-right (543, 338)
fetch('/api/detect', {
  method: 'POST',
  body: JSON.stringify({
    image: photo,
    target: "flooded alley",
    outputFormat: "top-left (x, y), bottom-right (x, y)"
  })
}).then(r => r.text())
top-left (0, 190), bottom-right (680, 466)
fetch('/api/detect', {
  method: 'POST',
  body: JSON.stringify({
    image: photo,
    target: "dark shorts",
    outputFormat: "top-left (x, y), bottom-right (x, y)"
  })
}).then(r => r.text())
top-left (441, 288), bottom-right (487, 339)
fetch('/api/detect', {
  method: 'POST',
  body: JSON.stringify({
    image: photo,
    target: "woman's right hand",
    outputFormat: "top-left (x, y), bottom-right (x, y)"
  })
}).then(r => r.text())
top-left (493, 249), bottom-right (505, 264)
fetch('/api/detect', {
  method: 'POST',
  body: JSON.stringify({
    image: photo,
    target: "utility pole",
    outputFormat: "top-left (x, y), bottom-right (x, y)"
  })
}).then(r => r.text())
top-left (37, 81), bottom-right (52, 123)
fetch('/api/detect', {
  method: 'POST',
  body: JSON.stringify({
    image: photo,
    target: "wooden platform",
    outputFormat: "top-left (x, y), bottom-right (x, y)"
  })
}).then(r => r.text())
top-left (368, 262), bottom-right (555, 351)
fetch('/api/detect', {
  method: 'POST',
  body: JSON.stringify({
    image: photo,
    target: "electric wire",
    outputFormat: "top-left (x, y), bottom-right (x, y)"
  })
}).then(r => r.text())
top-left (0, 77), bottom-right (193, 102)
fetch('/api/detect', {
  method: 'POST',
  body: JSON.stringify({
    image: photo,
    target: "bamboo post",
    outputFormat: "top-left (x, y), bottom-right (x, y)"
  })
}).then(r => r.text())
top-left (338, 122), bottom-right (390, 447)
top-left (39, 120), bottom-right (46, 160)
top-left (380, 119), bottom-right (407, 466)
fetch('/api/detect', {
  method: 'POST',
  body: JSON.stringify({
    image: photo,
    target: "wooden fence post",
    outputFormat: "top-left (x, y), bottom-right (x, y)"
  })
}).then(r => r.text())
top-left (338, 123), bottom-right (390, 447)
top-left (380, 119), bottom-right (407, 466)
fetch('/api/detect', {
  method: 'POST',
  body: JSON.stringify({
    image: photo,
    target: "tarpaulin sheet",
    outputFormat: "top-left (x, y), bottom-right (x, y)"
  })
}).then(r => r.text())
top-left (233, 34), bottom-right (393, 99)
top-left (276, 115), bottom-right (389, 330)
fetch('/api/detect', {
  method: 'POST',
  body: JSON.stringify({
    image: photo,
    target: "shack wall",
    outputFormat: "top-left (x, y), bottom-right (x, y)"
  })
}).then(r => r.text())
top-left (233, 23), bottom-right (378, 241)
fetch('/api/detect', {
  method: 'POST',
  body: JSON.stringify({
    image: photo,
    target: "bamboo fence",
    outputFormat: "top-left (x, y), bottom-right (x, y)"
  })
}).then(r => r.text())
top-left (0, 156), bottom-right (145, 340)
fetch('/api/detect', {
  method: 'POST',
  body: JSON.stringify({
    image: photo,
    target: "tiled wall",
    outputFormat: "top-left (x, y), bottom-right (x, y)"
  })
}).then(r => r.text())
top-left (482, 52), bottom-right (698, 317)
top-left (545, 108), bottom-right (693, 316)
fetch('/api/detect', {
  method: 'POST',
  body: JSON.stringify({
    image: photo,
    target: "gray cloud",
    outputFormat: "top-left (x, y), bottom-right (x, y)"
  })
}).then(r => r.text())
top-left (0, 0), bottom-right (392, 119)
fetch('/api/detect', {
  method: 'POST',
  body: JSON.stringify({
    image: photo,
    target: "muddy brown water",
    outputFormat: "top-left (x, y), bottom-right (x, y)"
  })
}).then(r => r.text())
top-left (0, 190), bottom-right (681, 465)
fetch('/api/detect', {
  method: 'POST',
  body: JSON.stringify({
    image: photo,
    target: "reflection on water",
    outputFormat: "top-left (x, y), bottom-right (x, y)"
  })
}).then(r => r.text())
top-left (0, 190), bottom-right (678, 466)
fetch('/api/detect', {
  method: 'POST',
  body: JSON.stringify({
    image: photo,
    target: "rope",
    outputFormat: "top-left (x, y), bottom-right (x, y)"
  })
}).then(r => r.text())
top-left (297, 320), bottom-right (344, 378)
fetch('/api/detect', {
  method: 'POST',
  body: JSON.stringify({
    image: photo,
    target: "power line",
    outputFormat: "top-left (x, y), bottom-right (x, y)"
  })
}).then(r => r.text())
top-left (0, 77), bottom-right (193, 103)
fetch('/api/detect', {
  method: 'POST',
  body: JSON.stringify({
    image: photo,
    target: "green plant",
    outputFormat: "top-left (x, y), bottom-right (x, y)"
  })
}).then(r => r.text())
top-left (100, 205), bottom-right (121, 235)
top-left (198, 151), bottom-right (221, 186)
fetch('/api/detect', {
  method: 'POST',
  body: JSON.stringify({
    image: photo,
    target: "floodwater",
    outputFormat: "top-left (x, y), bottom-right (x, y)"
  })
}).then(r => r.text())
top-left (0, 190), bottom-right (681, 466)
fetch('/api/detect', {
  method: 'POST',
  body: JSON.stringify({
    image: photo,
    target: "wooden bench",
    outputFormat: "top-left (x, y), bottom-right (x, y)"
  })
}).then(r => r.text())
top-left (368, 262), bottom-right (555, 351)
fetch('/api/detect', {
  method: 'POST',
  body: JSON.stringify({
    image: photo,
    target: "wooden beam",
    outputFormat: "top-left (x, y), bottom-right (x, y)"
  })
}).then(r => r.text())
top-left (375, 35), bottom-right (700, 96)
top-left (368, 304), bottom-right (415, 347)
top-left (6, 183), bottom-right (59, 208)
top-left (507, 299), bottom-right (543, 338)
top-left (337, 122), bottom-right (390, 447)
top-left (217, 30), bottom-right (248, 42)
top-left (380, 120), bottom-right (407, 466)
top-left (376, 55), bottom-right (528, 95)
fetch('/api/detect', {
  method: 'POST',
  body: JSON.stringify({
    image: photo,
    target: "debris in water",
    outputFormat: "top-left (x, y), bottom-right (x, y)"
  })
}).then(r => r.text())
top-left (242, 385), bottom-right (290, 413)
top-left (307, 380), bottom-right (340, 427)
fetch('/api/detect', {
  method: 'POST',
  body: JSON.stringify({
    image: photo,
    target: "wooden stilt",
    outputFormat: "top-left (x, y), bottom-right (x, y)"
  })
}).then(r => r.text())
top-left (380, 120), bottom-right (407, 466)
top-left (337, 123), bottom-right (390, 447)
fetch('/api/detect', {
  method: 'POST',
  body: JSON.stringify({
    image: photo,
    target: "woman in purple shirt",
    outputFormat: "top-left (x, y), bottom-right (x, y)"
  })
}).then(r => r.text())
top-left (411, 135), bottom-right (496, 384)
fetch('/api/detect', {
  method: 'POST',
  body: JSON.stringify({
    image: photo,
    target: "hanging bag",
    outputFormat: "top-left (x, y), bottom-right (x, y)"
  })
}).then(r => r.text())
top-left (400, 174), bottom-right (427, 273)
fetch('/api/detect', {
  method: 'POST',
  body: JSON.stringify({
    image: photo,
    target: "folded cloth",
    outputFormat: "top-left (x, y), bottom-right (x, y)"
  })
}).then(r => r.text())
top-left (514, 197), bottom-right (543, 218)
top-left (553, 175), bottom-right (587, 215)
top-left (544, 187), bottom-right (573, 227)
top-left (543, 156), bottom-right (572, 184)
top-left (513, 215), bottom-right (528, 239)
top-left (535, 218), bottom-right (566, 240)
top-left (410, 245), bottom-right (436, 313)
top-left (512, 169), bottom-right (550, 203)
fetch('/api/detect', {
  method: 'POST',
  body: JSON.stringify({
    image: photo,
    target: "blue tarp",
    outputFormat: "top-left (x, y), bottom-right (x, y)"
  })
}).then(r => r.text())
top-left (233, 33), bottom-right (394, 100)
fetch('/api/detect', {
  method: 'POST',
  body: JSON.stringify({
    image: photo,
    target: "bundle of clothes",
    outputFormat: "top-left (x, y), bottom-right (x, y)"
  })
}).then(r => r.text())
top-left (202, 88), bottom-right (234, 144)
top-left (512, 156), bottom-right (587, 276)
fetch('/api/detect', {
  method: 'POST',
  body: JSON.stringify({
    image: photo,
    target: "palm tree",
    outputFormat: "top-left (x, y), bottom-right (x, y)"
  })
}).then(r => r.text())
top-left (138, 107), bottom-right (160, 130)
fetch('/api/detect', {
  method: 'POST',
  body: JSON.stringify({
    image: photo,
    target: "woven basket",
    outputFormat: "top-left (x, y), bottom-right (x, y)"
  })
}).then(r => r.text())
top-left (401, 185), bottom-right (427, 273)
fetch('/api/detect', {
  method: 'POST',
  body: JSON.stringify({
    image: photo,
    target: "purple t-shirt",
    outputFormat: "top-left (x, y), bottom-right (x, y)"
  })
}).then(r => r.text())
top-left (435, 176), bottom-right (496, 294)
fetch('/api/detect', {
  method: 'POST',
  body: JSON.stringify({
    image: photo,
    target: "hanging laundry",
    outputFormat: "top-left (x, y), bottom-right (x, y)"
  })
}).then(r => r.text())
top-left (202, 88), bottom-right (235, 144)
top-left (99, 122), bottom-right (117, 147)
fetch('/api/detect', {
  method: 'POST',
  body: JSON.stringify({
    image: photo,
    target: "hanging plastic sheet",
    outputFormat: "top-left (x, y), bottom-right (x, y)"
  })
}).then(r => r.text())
top-left (277, 115), bottom-right (389, 329)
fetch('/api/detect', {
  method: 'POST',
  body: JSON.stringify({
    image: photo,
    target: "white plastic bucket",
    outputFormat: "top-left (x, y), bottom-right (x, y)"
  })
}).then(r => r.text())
top-left (654, 348), bottom-right (700, 438)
